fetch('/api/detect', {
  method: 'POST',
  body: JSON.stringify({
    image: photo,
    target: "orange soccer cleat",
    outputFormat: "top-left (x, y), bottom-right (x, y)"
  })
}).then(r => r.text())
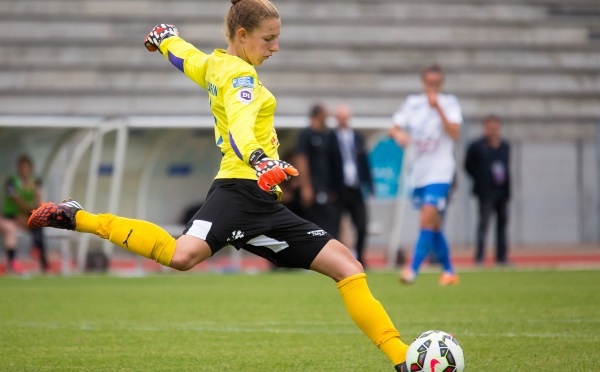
top-left (439, 272), bottom-right (460, 286)
top-left (28, 200), bottom-right (83, 230)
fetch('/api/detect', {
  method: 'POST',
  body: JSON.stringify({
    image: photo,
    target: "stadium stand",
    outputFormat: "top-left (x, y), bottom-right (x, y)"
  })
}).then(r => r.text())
top-left (0, 0), bottom-right (598, 123)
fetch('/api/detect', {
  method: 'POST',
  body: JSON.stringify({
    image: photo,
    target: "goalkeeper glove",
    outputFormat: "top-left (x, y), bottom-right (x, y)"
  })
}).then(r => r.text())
top-left (144, 24), bottom-right (179, 53)
top-left (250, 150), bottom-right (299, 193)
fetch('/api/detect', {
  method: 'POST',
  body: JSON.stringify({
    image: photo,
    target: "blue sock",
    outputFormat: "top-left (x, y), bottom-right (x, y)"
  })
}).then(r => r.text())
top-left (433, 231), bottom-right (454, 273)
top-left (411, 230), bottom-right (435, 272)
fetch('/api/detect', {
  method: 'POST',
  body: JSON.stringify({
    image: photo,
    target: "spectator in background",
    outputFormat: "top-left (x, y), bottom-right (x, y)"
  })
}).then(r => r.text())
top-left (1, 155), bottom-right (47, 273)
top-left (465, 114), bottom-right (511, 266)
top-left (277, 150), bottom-right (303, 218)
top-left (295, 103), bottom-right (339, 238)
top-left (330, 104), bottom-right (373, 267)
top-left (389, 64), bottom-right (462, 286)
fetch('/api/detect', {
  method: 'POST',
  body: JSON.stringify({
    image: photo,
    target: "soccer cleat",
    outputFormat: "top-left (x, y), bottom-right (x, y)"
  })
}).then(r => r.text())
top-left (394, 362), bottom-right (408, 372)
top-left (28, 200), bottom-right (83, 230)
top-left (439, 272), bottom-right (460, 286)
top-left (399, 267), bottom-right (416, 284)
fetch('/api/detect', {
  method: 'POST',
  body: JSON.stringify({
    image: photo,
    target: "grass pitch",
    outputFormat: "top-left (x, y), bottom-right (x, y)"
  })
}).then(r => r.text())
top-left (0, 269), bottom-right (598, 371)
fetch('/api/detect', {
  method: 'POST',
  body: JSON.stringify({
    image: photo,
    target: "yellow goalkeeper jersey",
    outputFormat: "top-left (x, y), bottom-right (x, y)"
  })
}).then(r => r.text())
top-left (160, 36), bottom-right (280, 181)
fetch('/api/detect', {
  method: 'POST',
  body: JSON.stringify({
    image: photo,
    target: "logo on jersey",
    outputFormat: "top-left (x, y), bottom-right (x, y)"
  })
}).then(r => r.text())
top-left (227, 230), bottom-right (245, 241)
top-left (232, 76), bottom-right (255, 89)
top-left (237, 89), bottom-right (253, 104)
top-left (207, 81), bottom-right (218, 96)
top-left (307, 230), bottom-right (326, 237)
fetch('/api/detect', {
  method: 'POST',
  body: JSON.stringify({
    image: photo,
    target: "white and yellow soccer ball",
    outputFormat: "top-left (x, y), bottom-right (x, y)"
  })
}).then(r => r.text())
top-left (406, 330), bottom-right (465, 372)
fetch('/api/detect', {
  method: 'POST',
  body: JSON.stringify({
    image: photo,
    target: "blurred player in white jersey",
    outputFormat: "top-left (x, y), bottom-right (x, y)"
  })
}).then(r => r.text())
top-left (390, 64), bottom-right (461, 286)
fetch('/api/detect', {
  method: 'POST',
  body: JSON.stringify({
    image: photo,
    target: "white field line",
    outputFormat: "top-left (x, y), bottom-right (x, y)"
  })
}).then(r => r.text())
top-left (2, 321), bottom-right (599, 340)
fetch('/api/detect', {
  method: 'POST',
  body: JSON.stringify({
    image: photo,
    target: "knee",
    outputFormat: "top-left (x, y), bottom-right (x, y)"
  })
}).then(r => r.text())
top-left (349, 260), bottom-right (364, 276)
top-left (169, 237), bottom-right (212, 271)
top-left (6, 223), bottom-right (17, 235)
top-left (336, 258), bottom-right (364, 282)
top-left (419, 207), bottom-right (439, 230)
top-left (169, 254), bottom-right (195, 271)
top-left (311, 240), bottom-right (364, 281)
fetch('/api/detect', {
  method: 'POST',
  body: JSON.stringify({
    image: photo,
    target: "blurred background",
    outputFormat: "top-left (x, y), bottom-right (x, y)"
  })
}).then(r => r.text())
top-left (1, 0), bottom-right (599, 274)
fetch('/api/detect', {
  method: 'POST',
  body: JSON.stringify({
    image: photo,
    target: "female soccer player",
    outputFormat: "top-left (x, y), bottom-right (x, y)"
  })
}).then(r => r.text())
top-left (390, 64), bottom-right (462, 286)
top-left (28, 0), bottom-right (410, 370)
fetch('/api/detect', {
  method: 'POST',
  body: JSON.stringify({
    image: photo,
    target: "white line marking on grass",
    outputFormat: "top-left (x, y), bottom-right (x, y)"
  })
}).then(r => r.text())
top-left (2, 321), bottom-right (362, 335)
top-left (5, 322), bottom-right (599, 341)
top-left (459, 331), bottom-right (600, 340)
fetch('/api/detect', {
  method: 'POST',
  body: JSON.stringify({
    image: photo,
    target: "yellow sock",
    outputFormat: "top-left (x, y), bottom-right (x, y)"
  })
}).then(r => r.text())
top-left (75, 210), bottom-right (176, 266)
top-left (337, 273), bottom-right (409, 365)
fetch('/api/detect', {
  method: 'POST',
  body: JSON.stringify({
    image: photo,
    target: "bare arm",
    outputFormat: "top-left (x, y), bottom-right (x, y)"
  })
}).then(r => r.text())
top-left (427, 92), bottom-right (461, 141)
top-left (11, 196), bottom-right (32, 214)
top-left (436, 105), bottom-right (461, 141)
top-left (389, 126), bottom-right (411, 147)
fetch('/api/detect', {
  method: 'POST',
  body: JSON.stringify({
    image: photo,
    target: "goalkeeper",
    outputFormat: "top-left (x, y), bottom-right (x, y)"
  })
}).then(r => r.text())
top-left (28, 0), bottom-right (410, 370)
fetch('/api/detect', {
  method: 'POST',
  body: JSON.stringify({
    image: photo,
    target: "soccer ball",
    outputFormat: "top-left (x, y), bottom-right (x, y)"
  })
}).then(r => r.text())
top-left (405, 330), bottom-right (465, 372)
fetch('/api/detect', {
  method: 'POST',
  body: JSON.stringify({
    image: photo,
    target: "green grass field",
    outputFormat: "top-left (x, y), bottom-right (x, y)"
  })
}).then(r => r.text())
top-left (0, 269), bottom-right (598, 371)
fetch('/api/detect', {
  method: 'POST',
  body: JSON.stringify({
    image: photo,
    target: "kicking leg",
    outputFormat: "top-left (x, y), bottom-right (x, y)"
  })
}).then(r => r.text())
top-left (28, 200), bottom-right (211, 271)
top-left (310, 240), bottom-right (409, 369)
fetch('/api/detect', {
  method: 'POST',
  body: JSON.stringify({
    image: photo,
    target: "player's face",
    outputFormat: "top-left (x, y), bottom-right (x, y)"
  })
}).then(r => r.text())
top-left (422, 71), bottom-right (444, 95)
top-left (241, 17), bottom-right (281, 66)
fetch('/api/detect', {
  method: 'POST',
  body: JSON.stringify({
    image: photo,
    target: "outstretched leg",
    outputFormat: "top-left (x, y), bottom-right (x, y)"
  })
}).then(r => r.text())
top-left (28, 200), bottom-right (211, 271)
top-left (310, 240), bottom-right (409, 370)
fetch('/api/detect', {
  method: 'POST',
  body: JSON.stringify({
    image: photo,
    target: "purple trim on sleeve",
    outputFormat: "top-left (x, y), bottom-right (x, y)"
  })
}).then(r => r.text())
top-left (167, 51), bottom-right (185, 73)
top-left (229, 132), bottom-right (244, 161)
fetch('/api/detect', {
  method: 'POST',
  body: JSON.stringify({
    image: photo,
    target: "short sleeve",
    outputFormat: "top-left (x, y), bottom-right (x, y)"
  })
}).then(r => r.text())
top-left (445, 96), bottom-right (463, 125)
top-left (391, 98), bottom-right (410, 129)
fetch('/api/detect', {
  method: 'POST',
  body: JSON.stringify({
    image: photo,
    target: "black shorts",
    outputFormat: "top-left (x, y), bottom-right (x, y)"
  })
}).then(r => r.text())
top-left (183, 179), bottom-right (333, 269)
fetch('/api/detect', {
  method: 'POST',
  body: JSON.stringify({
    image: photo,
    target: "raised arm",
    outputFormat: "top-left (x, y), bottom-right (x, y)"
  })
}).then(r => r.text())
top-left (428, 92), bottom-right (461, 141)
top-left (144, 24), bottom-right (209, 89)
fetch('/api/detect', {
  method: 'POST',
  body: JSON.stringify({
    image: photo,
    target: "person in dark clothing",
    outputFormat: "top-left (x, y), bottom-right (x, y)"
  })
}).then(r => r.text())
top-left (295, 103), bottom-right (339, 238)
top-left (329, 104), bottom-right (373, 267)
top-left (465, 115), bottom-right (511, 265)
